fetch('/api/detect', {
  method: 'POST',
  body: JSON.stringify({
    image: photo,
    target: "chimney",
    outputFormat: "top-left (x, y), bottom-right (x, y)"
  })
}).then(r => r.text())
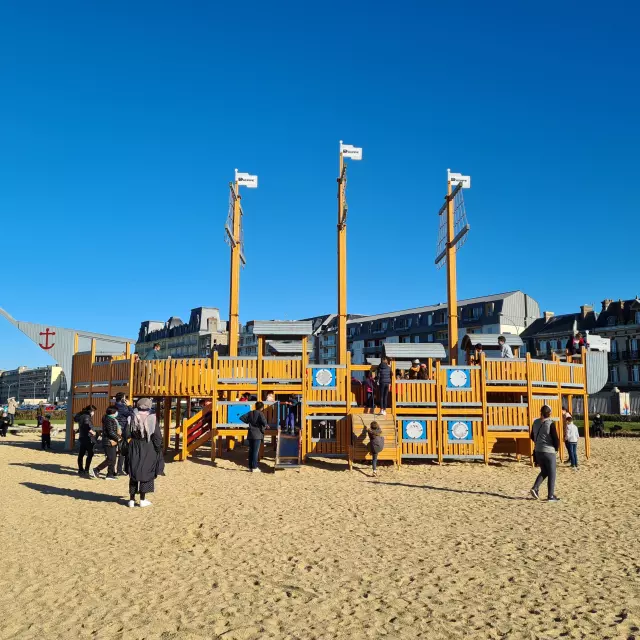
top-left (602, 299), bottom-right (613, 312)
top-left (543, 311), bottom-right (554, 322)
top-left (580, 304), bottom-right (593, 318)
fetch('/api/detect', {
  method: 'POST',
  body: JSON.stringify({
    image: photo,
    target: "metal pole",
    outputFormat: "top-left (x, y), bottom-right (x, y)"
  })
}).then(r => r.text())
top-left (337, 144), bottom-right (347, 366)
top-left (445, 173), bottom-right (459, 365)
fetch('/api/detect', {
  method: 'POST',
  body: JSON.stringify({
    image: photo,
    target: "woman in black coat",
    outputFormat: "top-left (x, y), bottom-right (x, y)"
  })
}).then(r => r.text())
top-left (126, 398), bottom-right (162, 508)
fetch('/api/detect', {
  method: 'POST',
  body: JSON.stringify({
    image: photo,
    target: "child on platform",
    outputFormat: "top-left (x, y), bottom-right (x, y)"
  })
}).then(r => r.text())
top-left (41, 414), bottom-right (52, 450)
top-left (363, 371), bottom-right (376, 413)
top-left (367, 421), bottom-right (385, 477)
top-left (565, 415), bottom-right (579, 470)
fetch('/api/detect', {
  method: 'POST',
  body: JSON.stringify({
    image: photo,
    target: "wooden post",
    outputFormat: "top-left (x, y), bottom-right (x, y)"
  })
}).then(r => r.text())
top-left (301, 335), bottom-right (308, 460)
top-left (67, 332), bottom-right (80, 450)
top-left (163, 398), bottom-right (171, 452)
top-left (480, 352), bottom-right (489, 464)
top-left (526, 353), bottom-right (534, 465)
top-left (436, 360), bottom-right (443, 464)
top-left (175, 397), bottom-right (182, 453)
top-left (445, 177), bottom-right (459, 365)
top-left (257, 336), bottom-right (264, 402)
top-left (228, 179), bottom-right (241, 356)
top-left (337, 146), bottom-right (348, 366)
top-left (211, 351), bottom-right (218, 462)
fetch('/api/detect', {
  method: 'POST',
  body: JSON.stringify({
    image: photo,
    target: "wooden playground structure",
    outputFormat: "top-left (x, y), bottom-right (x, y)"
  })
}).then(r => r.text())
top-left (68, 150), bottom-right (604, 467)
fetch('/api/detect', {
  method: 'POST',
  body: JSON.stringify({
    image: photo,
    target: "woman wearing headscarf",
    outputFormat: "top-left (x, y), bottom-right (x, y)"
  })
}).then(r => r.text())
top-left (126, 398), bottom-right (162, 508)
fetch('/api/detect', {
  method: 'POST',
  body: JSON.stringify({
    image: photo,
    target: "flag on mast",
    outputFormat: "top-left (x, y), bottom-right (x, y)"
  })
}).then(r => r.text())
top-left (235, 169), bottom-right (258, 188)
top-left (447, 169), bottom-right (471, 189)
top-left (340, 141), bottom-right (363, 160)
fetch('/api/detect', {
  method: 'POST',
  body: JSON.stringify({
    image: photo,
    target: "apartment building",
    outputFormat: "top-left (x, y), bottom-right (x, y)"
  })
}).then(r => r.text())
top-left (0, 365), bottom-right (67, 404)
top-left (136, 307), bottom-right (228, 359)
top-left (343, 291), bottom-right (540, 363)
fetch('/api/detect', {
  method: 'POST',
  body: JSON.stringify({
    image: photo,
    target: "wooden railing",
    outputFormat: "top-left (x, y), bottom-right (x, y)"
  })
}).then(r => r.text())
top-left (262, 357), bottom-right (302, 381)
top-left (217, 357), bottom-right (257, 382)
top-left (486, 403), bottom-right (529, 431)
top-left (395, 380), bottom-right (437, 405)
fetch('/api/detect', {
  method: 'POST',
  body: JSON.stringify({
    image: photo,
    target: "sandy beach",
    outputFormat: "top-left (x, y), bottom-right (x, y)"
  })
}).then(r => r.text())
top-left (1, 433), bottom-right (639, 640)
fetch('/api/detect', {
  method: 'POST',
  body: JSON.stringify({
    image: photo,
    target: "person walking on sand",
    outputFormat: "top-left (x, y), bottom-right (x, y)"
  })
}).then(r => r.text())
top-left (75, 405), bottom-right (98, 477)
top-left (376, 357), bottom-right (392, 416)
top-left (41, 414), bottom-right (52, 450)
top-left (530, 405), bottom-right (560, 502)
top-left (565, 415), bottom-right (580, 471)
top-left (367, 421), bottom-right (385, 477)
top-left (7, 397), bottom-right (17, 427)
top-left (93, 406), bottom-right (120, 480)
top-left (0, 411), bottom-right (9, 437)
top-left (127, 398), bottom-right (163, 508)
top-left (240, 401), bottom-right (268, 473)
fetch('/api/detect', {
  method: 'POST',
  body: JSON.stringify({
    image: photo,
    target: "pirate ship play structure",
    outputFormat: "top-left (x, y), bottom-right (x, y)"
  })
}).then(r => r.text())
top-left (68, 150), bottom-right (608, 466)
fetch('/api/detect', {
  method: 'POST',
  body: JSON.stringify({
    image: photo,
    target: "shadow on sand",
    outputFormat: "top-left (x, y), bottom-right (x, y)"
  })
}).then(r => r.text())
top-left (10, 462), bottom-right (78, 476)
top-left (21, 482), bottom-right (125, 504)
top-left (373, 481), bottom-right (529, 501)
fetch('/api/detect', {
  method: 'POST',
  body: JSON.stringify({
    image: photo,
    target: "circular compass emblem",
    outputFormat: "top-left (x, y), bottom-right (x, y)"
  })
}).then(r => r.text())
top-left (315, 368), bottom-right (334, 387)
top-left (449, 369), bottom-right (468, 388)
top-left (405, 420), bottom-right (424, 439)
top-left (451, 421), bottom-right (470, 440)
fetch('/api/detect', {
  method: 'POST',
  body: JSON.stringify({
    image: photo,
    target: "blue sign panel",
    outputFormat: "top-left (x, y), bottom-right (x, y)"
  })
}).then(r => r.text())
top-left (311, 367), bottom-right (336, 388)
top-left (447, 420), bottom-right (474, 443)
top-left (228, 403), bottom-right (251, 425)
top-left (402, 420), bottom-right (427, 441)
top-left (447, 368), bottom-right (472, 390)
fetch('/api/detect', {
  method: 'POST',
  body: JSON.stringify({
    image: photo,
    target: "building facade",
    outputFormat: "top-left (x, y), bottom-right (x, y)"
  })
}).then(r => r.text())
top-left (342, 291), bottom-right (540, 364)
top-left (136, 307), bottom-right (228, 360)
top-left (520, 305), bottom-right (598, 358)
top-left (592, 298), bottom-right (640, 390)
top-left (0, 365), bottom-right (67, 404)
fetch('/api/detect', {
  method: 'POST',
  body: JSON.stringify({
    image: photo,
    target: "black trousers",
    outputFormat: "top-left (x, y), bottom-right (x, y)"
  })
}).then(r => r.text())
top-left (95, 444), bottom-right (117, 476)
top-left (379, 383), bottom-right (390, 411)
top-left (41, 434), bottom-right (51, 449)
top-left (77, 441), bottom-right (94, 472)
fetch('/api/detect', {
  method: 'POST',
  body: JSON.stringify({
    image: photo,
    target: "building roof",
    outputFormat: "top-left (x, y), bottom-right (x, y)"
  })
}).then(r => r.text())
top-left (460, 333), bottom-right (523, 350)
top-left (252, 320), bottom-right (313, 337)
top-left (383, 343), bottom-right (447, 359)
top-left (520, 311), bottom-right (598, 339)
top-left (595, 298), bottom-right (640, 329)
top-left (346, 291), bottom-right (522, 324)
top-left (266, 340), bottom-right (313, 355)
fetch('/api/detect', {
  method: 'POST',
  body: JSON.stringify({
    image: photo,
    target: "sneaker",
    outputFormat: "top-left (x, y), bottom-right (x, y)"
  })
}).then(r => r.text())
top-left (572, 466), bottom-right (579, 472)
top-left (139, 499), bottom-right (152, 508)
top-left (548, 495), bottom-right (560, 503)
top-left (252, 468), bottom-right (262, 473)
top-left (381, 410), bottom-right (387, 416)
top-left (89, 468), bottom-right (98, 478)
top-left (372, 471), bottom-right (378, 477)
top-left (105, 476), bottom-right (117, 481)
top-left (128, 500), bottom-right (135, 508)
top-left (530, 488), bottom-right (539, 500)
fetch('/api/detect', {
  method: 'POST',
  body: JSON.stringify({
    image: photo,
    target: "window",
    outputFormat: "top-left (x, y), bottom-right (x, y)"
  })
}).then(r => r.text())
top-left (436, 331), bottom-right (448, 341)
top-left (414, 336), bottom-right (420, 343)
top-left (382, 321), bottom-right (388, 331)
top-left (366, 340), bottom-right (376, 348)
top-left (633, 366), bottom-right (640, 383)
top-left (485, 302), bottom-right (495, 316)
top-left (324, 335), bottom-right (336, 346)
top-left (471, 306), bottom-right (481, 320)
top-left (348, 326), bottom-right (357, 337)
top-left (611, 340), bottom-right (618, 353)
top-left (607, 316), bottom-right (616, 326)
top-left (636, 312), bottom-right (640, 324)
top-left (436, 312), bottom-right (446, 324)
top-left (427, 315), bottom-right (433, 326)
top-left (372, 322), bottom-right (384, 333)
top-left (427, 334), bottom-right (434, 342)
top-left (610, 367), bottom-right (619, 383)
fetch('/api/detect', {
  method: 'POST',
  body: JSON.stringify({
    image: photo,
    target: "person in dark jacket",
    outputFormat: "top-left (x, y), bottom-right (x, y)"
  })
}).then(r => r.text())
top-left (114, 392), bottom-right (134, 475)
top-left (126, 398), bottom-right (163, 508)
top-left (240, 401), bottom-right (268, 473)
top-left (530, 405), bottom-right (560, 502)
top-left (0, 411), bottom-right (9, 437)
top-left (408, 360), bottom-right (420, 380)
top-left (376, 357), bottom-right (392, 416)
top-left (363, 371), bottom-right (376, 413)
top-left (144, 343), bottom-right (161, 360)
top-left (75, 405), bottom-right (97, 477)
top-left (367, 421), bottom-right (385, 477)
top-left (93, 406), bottom-right (120, 480)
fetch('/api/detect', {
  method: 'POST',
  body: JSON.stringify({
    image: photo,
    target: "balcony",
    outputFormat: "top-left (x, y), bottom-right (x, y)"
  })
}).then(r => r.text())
top-left (622, 350), bottom-right (640, 361)
top-left (610, 352), bottom-right (620, 362)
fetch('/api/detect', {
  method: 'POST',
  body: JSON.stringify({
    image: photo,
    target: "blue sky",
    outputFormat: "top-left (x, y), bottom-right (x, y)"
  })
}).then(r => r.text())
top-left (1, 1), bottom-right (638, 369)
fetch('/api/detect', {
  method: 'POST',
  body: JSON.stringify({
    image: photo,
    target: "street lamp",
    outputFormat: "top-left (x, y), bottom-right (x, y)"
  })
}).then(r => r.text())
top-left (1, 382), bottom-right (15, 404)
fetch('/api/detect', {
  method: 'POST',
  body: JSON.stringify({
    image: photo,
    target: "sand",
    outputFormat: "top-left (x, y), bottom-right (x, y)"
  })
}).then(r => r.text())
top-left (1, 433), bottom-right (639, 640)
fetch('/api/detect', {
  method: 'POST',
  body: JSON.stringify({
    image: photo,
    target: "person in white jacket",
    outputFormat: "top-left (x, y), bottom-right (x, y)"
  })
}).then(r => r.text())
top-left (564, 416), bottom-right (579, 470)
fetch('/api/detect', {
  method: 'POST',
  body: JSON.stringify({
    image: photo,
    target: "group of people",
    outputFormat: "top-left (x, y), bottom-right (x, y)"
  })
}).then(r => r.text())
top-left (75, 394), bottom-right (164, 508)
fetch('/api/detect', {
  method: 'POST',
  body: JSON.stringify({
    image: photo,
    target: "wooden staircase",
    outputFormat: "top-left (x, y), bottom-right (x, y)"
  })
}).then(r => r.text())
top-left (173, 407), bottom-right (216, 461)
top-left (348, 413), bottom-right (400, 469)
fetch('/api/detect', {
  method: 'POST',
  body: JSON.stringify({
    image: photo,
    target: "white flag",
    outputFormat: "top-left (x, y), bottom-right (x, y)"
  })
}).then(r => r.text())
top-left (448, 171), bottom-right (471, 189)
top-left (340, 142), bottom-right (363, 160)
top-left (235, 171), bottom-right (258, 188)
